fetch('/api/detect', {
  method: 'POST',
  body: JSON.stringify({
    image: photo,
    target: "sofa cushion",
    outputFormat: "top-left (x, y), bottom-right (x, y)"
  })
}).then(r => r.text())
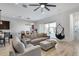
top-left (42, 33), bottom-right (47, 37)
top-left (37, 33), bottom-right (43, 38)
top-left (37, 33), bottom-right (47, 37)
top-left (31, 38), bottom-right (40, 43)
top-left (12, 37), bottom-right (25, 53)
top-left (31, 37), bottom-right (47, 43)
top-left (30, 33), bottom-right (37, 39)
top-left (21, 38), bottom-right (27, 48)
top-left (25, 34), bottom-right (31, 38)
top-left (39, 37), bottom-right (48, 40)
top-left (30, 34), bottom-right (35, 39)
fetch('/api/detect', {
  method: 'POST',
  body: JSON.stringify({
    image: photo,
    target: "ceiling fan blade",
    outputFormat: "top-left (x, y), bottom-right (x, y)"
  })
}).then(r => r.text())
top-left (46, 5), bottom-right (56, 7)
top-left (34, 6), bottom-right (40, 11)
top-left (45, 7), bottom-right (50, 11)
top-left (29, 4), bottom-right (40, 6)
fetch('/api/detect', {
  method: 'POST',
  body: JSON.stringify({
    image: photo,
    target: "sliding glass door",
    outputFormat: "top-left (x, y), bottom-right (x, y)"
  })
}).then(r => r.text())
top-left (45, 22), bottom-right (56, 39)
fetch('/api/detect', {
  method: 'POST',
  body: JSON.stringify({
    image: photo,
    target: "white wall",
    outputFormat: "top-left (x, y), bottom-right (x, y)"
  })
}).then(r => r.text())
top-left (38, 24), bottom-right (45, 33)
top-left (35, 7), bottom-right (79, 41)
top-left (10, 20), bottom-right (32, 35)
top-left (0, 17), bottom-right (33, 36)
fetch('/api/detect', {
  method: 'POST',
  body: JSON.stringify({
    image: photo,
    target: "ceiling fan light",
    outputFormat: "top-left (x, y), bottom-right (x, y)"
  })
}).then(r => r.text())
top-left (0, 21), bottom-right (2, 24)
top-left (41, 5), bottom-right (45, 8)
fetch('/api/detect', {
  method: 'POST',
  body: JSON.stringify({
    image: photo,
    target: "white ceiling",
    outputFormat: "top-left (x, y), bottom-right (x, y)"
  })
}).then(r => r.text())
top-left (0, 3), bottom-right (79, 21)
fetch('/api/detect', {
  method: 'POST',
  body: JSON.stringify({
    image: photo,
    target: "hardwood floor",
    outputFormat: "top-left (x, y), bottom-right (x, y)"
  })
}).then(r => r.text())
top-left (41, 40), bottom-right (77, 56)
top-left (0, 43), bottom-right (10, 56)
top-left (0, 40), bottom-right (79, 56)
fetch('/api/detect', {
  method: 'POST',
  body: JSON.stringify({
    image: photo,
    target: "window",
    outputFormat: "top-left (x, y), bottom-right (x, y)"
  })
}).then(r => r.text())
top-left (38, 22), bottom-right (56, 38)
top-left (45, 22), bottom-right (56, 38)
top-left (45, 24), bottom-right (49, 33)
top-left (25, 25), bottom-right (31, 31)
top-left (38, 24), bottom-right (45, 33)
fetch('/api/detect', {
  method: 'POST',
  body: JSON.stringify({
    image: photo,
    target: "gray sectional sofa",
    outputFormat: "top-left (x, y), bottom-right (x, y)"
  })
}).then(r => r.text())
top-left (30, 33), bottom-right (48, 45)
top-left (23, 32), bottom-right (49, 45)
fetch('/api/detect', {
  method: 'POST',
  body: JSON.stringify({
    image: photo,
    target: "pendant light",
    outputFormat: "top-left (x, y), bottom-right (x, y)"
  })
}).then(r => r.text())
top-left (0, 9), bottom-right (2, 24)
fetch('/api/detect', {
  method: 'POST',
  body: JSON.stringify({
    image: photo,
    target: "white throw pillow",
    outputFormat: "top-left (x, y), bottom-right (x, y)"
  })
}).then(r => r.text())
top-left (12, 37), bottom-right (25, 53)
top-left (13, 36), bottom-right (20, 42)
top-left (21, 38), bottom-right (27, 48)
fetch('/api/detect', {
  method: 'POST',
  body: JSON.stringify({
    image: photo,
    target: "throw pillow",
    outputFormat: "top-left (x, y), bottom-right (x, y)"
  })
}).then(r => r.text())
top-left (12, 37), bottom-right (25, 53)
top-left (21, 38), bottom-right (27, 48)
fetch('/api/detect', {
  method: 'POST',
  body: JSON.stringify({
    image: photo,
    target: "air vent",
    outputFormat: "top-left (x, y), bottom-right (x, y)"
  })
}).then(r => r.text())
top-left (22, 4), bottom-right (27, 8)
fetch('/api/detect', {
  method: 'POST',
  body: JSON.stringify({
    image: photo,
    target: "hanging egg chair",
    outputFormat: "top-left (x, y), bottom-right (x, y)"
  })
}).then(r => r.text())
top-left (55, 24), bottom-right (65, 40)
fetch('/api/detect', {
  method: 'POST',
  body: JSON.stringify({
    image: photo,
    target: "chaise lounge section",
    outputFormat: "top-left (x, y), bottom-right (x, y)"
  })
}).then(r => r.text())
top-left (30, 33), bottom-right (49, 45)
top-left (21, 31), bottom-right (48, 45)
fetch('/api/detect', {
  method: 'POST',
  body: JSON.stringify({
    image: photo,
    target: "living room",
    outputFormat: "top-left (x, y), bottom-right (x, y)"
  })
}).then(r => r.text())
top-left (0, 2), bottom-right (79, 57)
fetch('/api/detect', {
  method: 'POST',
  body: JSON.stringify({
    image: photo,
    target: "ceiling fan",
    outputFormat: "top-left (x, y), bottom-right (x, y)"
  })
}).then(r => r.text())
top-left (29, 3), bottom-right (56, 11)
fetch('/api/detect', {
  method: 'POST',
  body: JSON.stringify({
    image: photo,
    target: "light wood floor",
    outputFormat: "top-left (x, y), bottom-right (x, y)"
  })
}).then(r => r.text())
top-left (41, 41), bottom-right (75, 56)
top-left (0, 40), bottom-right (79, 56)
top-left (0, 43), bottom-right (10, 56)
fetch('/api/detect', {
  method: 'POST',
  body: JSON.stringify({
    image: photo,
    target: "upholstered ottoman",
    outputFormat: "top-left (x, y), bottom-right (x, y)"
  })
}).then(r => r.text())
top-left (40, 40), bottom-right (56, 51)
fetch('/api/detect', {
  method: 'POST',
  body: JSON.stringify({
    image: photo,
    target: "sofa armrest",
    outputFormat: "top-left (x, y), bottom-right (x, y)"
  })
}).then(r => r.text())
top-left (18, 45), bottom-right (41, 56)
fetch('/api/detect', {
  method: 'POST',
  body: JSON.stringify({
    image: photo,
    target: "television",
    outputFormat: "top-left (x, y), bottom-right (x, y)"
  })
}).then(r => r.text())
top-left (0, 20), bottom-right (10, 29)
